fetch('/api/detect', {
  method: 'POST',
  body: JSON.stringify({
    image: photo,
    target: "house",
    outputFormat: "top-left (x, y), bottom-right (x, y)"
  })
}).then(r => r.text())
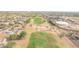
top-left (3, 30), bottom-right (15, 35)
top-left (4, 22), bottom-right (9, 25)
top-left (0, 38), bottom-right (7, 47)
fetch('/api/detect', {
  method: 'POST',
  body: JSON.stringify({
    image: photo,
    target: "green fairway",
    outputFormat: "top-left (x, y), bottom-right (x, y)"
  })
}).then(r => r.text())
top-left (28, 31), bottom-right (59, 48)
top-left (33, 16), bottom-right (45, 25)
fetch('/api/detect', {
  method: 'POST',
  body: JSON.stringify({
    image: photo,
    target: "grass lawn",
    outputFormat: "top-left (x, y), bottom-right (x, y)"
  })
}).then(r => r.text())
top-left (27, 31), bottom-right (59, 48)
top-left (33, 16), bottom-right (45, 25)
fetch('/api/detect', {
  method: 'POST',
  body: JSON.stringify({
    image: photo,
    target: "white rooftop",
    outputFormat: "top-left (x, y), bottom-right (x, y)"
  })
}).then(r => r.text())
top-left (56, 21), bottom-right (69, 26)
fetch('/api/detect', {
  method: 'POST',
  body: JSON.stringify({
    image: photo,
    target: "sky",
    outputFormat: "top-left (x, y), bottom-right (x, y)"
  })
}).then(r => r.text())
top-left (0, 0), bottom-right (79, 11)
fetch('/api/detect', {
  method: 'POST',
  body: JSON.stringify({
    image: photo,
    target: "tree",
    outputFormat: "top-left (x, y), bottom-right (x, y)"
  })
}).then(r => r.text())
top-left (8, 34), bottom-right (17, 40)
top-left (25, 19), bottom-right (30, 24)
top-left (19, 31), bottom-right (26, 39)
